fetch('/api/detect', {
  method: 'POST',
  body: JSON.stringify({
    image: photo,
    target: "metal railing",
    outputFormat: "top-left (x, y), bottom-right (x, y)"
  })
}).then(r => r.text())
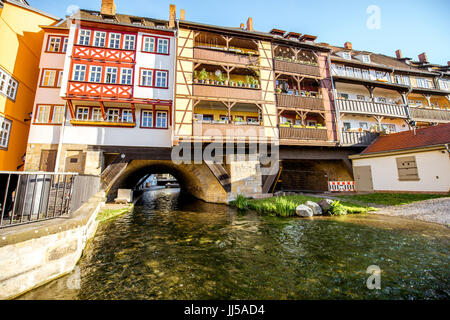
top-left (0, 172), bottom-right (77, 228)
top-left (340, 131), bottom-right (379, 147)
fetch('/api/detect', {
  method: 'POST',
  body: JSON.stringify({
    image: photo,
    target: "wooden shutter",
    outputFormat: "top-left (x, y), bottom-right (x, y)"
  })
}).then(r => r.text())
top-left (396, 156), bottom-right (419, 181)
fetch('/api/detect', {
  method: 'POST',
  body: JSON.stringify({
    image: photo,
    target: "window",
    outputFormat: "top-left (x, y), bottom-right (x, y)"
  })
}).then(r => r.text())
top-left (439, 79), bottom-right (449, 91)
top-left (155, 111), bottom-right (167, 128)
top-left (78, 29), bottom-right (91, 46)
top-left (72, 64), bottom-right (86, 81)
top-left (416, 78), bottom-right (429, 88)
top-left (105, 67), bottom-right (118, 84)
top-left (120, 68), bottom-right (133, 85)
top-left (376, 71), bottom-right (388, 81)
top-left (141, 110), bottom-right (153, 127)
top-left (395, 75), bottom-right (402, 84)
top-left (122, 109), bottom-right (133, 123)
top-left (76, 107), bottom-right (90, 120)
top-left (123, 35), bottom-right (136, 50)
top-left (396, 156), bottom-right (419, 181)
top-left (345, 66), bottom-right (354, 77)
top-left (307, 120), bottom-right (317, 126)
top-left (57, 71), bottom-right (63, 87)
top-left (52, 105), bottom-right (65, 124)
top-left (338, 93), bottom-right (349, 100)
top-left (93, 31), bottom-right (107, 47)
top-left (362, 69), bottom-right (370, 79)
top-left (91, 108), bottom-right (103, 121)
top-left (155, 71), bottom-right (168, 88)
top-left (0, 116), bottom-right (12, 149)
top-left (157, 38), bottom-right (169, 54)
top-left (369, 70), bottom-right (377, 81)
top-left (220, 115), bottom-right (229, 122)
top-left (35, 105), bottom-right (51, 123)
top-left (361, 55), bottom-right (370, 63)
top-left (41, 70), bottom-right (57, 87)
top-left (109, 33), bottom-right (121, 49)
top-left (359, 122), bottom-right (368, 130)
top-left (354, 68), bottom-right (362, 78)
top-left (107, 109), bottom-right (120, 122)
top-left (377, 97), bottom-right (387, 103)
top-left (333, 64), bottom-right (345, 76)
top-left (141, 69), bottom-right (153, 86)
top-left (0, 67), bottom-right (18, 101)
top-left (356, 95), bottom-right (365, 101)
top-left (47, 36), bottom-right (61, 52)
top-left (403, 76), bottom-right (410, 86)
top-left (342, 52), bottom-right (351, 60)
top-left (89, 66), bottom-right (102, 83)
top-left (381, 123), bottom-right (396, 132)
top-left (63, 38), bottom-right (69, 53)
top-left (343, 122), bottom-right (351, 131)
top-left (143, 36), bottom-right (155, 52)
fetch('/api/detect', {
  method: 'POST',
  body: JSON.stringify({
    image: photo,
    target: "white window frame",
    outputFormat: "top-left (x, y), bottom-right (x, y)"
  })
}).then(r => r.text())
top-left (93, 31), bottom-right (107, 47)
top-left (35, 105), bottom-right (51, 123)
top-left (155, 111), bottom-right (168, 128)
top-left (76, 107), bottom-right (90, 121)
top-left (41, 69), bottom-right (57, 87)
top-left (108, 33), bottom-right (121, 49)
top-left (52, 105), bottom-right (65, 124)
top-left (342, 52), bottom-right (351, 60)
top-left (62, 38), bottom-right (68, 53)
top-left (141, 69), bottom-right (153, 86)
top-left (157, 38), bottom-right (169, 54)
top-left (106, 109), bottom-right (120, 122)
top-left (105, 67), bottom-right (118, 84)
top-left (345, 66), bottom-right (354, 77)
top-left (78, 29), bottom-right (91, 46)
top-left (0, 116), bottom-right (12, 149)
top-left (120, 68), bottom-right (133, 85)
top-left (91, 108), bottom-right (103, 121)
top-left (6, 78), bottom-right (18, 101)
top-left (155, 71), bottom-right (168, 88)
top-left (143, 36), bottom-right (155, 52)
top-left (141, 110), bottom-right (153, 127)
top-left (72, 64), bottom-right (86, 82)
top-left (47, 36), bottom-right (61, 52)
top-left (89, 66), bottom-right (103, 83)
top-left (362, 55), bottom-right (370, 63)
top-left (57, 71), bottom-right (63, 87)
top-left (362, 69), bottom-right (370, 79)
top-left (122, 109), bottom-right (133, 123)
top-left (123, 34), bottom-right (136, 50)
top-left (403, 75), bottom-right (410, 86)
top-left (354, 68), bottom-right (362, 78)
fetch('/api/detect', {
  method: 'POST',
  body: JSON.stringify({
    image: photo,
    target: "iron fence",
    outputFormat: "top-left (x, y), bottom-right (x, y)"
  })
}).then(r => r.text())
top-left (0, 172), bottom-right (77, 228)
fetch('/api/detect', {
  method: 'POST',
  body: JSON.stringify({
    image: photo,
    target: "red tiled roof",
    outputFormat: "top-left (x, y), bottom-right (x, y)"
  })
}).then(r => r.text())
top-left (361, 123), bottom-right (450, 155)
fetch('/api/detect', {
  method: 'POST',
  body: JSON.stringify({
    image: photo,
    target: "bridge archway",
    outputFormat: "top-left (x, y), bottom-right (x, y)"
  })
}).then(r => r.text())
top-left (107, 160), bottom-right (229, 204)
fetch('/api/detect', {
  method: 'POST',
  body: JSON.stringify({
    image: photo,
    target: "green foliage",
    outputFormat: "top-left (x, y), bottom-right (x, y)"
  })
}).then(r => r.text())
top-left (337, 193), bottom-right (449, 206)
top-left (198, 68), bottom-right (209, 81)
top-left (329, 201), bottom-right (348, 216)
top-left (273, 197), bottom-right (297, 217)
top-left (231, 194), bottom-right (249, 211)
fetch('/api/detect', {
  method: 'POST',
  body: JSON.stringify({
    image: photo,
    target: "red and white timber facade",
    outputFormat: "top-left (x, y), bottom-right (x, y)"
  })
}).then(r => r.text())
top-left (25, 12), bottom-right (176, 174)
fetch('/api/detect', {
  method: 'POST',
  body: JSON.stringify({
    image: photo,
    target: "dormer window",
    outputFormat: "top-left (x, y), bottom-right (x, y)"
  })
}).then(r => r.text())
top-left (131, 18), bottom-right (143, 25)
top-left (361, 55), bottom-right (370, 63)
top-left (342, 52), bottom-right (351, 60)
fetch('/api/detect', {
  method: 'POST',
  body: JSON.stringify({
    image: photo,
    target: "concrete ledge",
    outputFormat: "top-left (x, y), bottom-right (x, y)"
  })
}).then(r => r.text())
top-left (0, 192), bottom-right (105, 300)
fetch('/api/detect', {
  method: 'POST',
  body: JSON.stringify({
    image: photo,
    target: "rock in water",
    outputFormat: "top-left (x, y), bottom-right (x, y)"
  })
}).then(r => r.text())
top-left (296, 205), bottom-right (314, 217)
top-left (305, 201), bottom-right (323, 216)
top-left (318, 199), bottom-right (334, 213)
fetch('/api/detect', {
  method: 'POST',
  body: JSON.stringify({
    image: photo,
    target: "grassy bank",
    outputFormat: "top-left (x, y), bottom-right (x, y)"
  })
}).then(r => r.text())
top-left (97, 204), bottom-right (134, 223)
top-left (230, 194), bottom-right (376, 217)
top-left (337, 193), bottom-right (449, 206)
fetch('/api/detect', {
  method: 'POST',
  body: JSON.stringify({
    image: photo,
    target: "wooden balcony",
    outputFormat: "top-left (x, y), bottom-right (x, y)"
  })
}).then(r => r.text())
top-left (274, 59), bottom-right (321, 77)
top-left (67, 81), bottom-right (133, 99)
top-left (193, 121), bottom-right (264, 138)
top-left (193, 47), bottom-right (258, 66)
top-left (409, 107), bottom-right (450, 123)
top-left (70, 120), bottom-right (136, 127)
top-left (72, 45), bottom-right (135, 63)
top-left (279, 127), bottom-right (328, 140)
top-left (340, 131), bottom-right (379, 147)
top-left (192, 84), bottom-right (261, 101)
top-left (336, 99), bottom-right (408, 118)
top-left (276, 94), bottom-right (324, 111)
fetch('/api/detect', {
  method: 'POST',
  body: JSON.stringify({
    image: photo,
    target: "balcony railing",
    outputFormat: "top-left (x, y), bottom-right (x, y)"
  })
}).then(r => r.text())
top-left (274, 59), bottom-right (321, 77)
top-left (72, 45), bottom-right (135, 63)
top-left (192, 84), bottom-right (261, 101)
top-left (336, 99), bottom-right (408, 118)
top-left (193, 47), bottom-right (258, 66)
top-left (409, 107), bottom-right (450, 123)
top-left (276, 93), bottom-right (324, 111)
top-left (340, 131), bottom-right (379, 147)
top-left (67, 81), bottom-right (133, 99)
top-left (279, 126), bottom-right (328, 140)
top-left (193, 121), bottom-right (264, 138)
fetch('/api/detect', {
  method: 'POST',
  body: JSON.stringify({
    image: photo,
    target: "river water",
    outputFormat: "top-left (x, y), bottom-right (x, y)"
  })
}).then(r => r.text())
top-left (19, 189), bottom-right (449, 300)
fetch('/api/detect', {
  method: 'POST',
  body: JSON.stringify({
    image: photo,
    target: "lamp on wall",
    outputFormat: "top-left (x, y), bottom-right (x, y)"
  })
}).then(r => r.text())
top-left (24, 112), bottom-right (32, 122)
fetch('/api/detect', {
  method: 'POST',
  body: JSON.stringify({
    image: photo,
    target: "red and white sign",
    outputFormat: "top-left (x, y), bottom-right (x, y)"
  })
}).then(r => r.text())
top-left (328, 181), bottom-right (355, 192)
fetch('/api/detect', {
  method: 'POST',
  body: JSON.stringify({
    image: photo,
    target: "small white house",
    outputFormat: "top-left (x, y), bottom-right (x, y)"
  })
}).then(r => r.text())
top-left (350, 123), bottom-right (450, 193)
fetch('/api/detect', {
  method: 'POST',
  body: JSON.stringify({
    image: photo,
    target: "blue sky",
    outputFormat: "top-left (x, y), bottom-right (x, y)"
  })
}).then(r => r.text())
top-left (29, 0), bottom-right (450, 65)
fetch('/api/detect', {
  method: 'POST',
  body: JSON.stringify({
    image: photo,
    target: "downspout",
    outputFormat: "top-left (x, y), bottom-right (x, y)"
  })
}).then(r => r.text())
top-left (54, 102), bottom-right (67, 173)
top-left (328, 54), bottom-right (341, 145)
top-left (171, 19), bottom-right (179, 147)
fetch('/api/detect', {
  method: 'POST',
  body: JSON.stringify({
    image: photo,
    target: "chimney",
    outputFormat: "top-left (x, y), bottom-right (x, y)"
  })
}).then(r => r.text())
top-left (395, 49), bottom-right (402, 59)
top-left (418, 52), bottom-right (428, 63)
top-left (240, 23), bottom-right (245, 29)
top-left (101, 0), bottom-right (116, 16)
top-left (169, 4), bottom-right (176, 28)
top-left (180, 9), bottom-right (185, 21)
top-left (246, 17), bottom-right (253, 31)
top-left (344, 42), bottom-right (352, 50)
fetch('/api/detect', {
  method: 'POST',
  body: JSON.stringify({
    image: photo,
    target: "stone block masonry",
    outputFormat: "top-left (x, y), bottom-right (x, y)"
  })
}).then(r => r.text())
top-left (226, 155), bottom-right (263, 201)
top-left (0, 192), bottom-right (105, 300)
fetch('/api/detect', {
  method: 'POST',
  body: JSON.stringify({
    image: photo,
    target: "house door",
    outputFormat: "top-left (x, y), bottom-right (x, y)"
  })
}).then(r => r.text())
top-left (353, 166), bottom-right (373, 192)
top-left (39, 150), bottom-right (57, 172)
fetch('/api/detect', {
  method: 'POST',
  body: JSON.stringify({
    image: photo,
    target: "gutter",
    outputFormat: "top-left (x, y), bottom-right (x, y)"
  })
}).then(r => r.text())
top-left (349, 144), bottom-right (447, 160)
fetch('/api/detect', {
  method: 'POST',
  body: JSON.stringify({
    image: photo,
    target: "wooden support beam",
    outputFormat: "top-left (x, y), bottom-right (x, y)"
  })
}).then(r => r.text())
top-left (67, 99), bottom-right (76, 119)
top-left (99, 101), bottom-right (107, 121)
top-left (131, 103), bottom-right (136, 123)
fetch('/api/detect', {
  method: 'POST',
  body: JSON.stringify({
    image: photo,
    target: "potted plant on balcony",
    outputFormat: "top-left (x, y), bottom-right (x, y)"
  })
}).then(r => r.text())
top-left (237, 80), bottom-right (244, 87)
top-left (198, 68), bottom-right (208, 84)
top-left (193, 71), bottom-right (199, 84)
top-left (215, 70), bottom-right (225, 86)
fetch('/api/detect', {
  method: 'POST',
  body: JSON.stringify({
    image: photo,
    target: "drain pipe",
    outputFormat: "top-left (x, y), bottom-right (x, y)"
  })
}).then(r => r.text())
top-left (54, 102), bottom-right (67, 173)
top-left (171, 20), bottom-right (179, 147)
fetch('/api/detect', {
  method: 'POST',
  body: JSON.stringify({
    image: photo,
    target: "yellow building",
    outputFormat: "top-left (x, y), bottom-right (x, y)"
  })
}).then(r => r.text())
top-left (0, 0), bottom-right (58, 170)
